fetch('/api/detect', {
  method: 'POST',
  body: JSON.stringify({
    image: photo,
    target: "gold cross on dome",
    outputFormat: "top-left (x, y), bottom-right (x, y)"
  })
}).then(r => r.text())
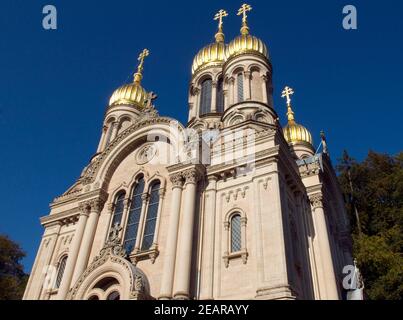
top-left (214, 9), bottom-right (228, 30)
top-left (137, 48), bottom-right (149, 72)
top-left (237, 3), bottom-right (252, 24)
top-left (281, 86), bottom-right (294, 106)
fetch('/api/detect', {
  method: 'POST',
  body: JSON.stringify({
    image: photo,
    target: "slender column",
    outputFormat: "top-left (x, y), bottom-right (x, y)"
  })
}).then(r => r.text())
top-left (119, 198), bottom-right (131, 239)
top-left (223, 89), bottom-right (228, 111)
top-left (261, 74), bottom-right (269, 104)
top-left (71, 199), bottom-right (104, 285)
top-left (211, 81), bottom-right (217, 113)
top-left (244, 71), bottom-right (251, 100)
top-left (228, 77), bottom-right (235, 106)
top-left (309, 193), bottom-right (339, 300)
top-left (97, 125), bottom-right (108, 152)
top-left (134, 193), bottom-right (150, 252)
top-left (173, 168), bottom-right (200, 299)
top-left (152, 188), bottom-right (166, 245)
top-left (199, 176), bottom-right (218, 300)
top-left (56, 204), bottom-right (90, 299)
top-left (110, 122), bottom-right (119, 141)
top-left (195, 87), bottom-right (201, 117)
top-left (159, 174), bottom-right (184, 299)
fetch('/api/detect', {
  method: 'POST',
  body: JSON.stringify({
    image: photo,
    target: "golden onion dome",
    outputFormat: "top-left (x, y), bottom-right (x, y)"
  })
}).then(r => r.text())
top-left (226, 34), bottom-right (269, 60)
top-left (282, 102), bottom-right (313, 145)
top-left (192, 41), bottom-right (227, 75)
top-left (192, 9), bottom-right (229, 75)
top-left (109, 82), bottom-right (147, 107)
top-left (283, 122), bottom-right (313, 145)
top-left (109, 49), bottom-right (150, 108)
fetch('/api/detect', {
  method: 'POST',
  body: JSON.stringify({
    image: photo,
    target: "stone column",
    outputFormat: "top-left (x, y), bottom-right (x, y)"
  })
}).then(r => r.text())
top-left (244, 71), bottom-right (251, 100)
top-left (199, 175), bottom-right (218, 300)
top-left (71, 199), bottom-right (104, 286)
top-left (97, 125), bottom-right (108, 153)
top-left (223, 89), bottom-right (228, 111)
top-left (195, 87), bottom-right (201, 117)
top-left (309, 193), bottom-right (339, 300)
top-left (110, 122), bottom-right (119, 141)
top-left (211, 81), bottom-right (217, 113)
top-left (134, 193), bottom-right (150, 252)
top-left (173, 168), bottom-right (200, 299)
top-left (56, 204), bottom-right (90, 300)
top-left (228, 77), bottom-right (235, 106)
top-left (261, 74), bottom-right (269, 104)
top-left (159, 174), bottom-right (184, 299)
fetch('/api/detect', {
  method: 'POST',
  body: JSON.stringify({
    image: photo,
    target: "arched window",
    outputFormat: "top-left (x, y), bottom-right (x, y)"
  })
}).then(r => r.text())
top-left (111, 192), bottom-right (125, 228)
top-left (141, 181), bottom-right (161, 250)
top-left (216, 78), bottom-right (224, 113)
top-left (199, 78), bottom-right (212, 115)
top-left (106, 291), bottom-right (120, 300)
top-left (230, 214), bottom-right (242, 253)
top-left (237, 73), bottom-right (244, 103)
top-left (55, 255), bottom-right (67, 288)
top-left (123, 176), bottom-right (145, 253)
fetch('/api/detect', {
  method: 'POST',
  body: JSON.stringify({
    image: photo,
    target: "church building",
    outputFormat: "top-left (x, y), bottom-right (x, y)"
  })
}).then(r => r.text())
top-left (23, 5), bottom-right (353, 300)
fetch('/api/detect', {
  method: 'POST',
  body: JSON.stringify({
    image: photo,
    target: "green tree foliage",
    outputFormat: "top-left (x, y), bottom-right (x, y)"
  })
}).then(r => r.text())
top-left (337, 151), bottom-right (403, 300)
top-left (0, 234), bottom-right (28, 300)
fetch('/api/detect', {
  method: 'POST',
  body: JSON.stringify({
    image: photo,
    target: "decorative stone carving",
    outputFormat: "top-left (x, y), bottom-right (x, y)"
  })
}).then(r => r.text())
top-left (169, 173), bottom-right (184, 188)
top-left (309, 193), bottom-right (323, 209)
top-left (183, 168), bottom-right (200, 185)
top-left (136, 144), bottom-right (157, 165)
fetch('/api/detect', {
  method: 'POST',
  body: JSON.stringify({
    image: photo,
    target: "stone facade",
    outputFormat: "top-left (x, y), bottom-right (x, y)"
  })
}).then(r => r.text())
top-left (23, 12), bottom-right (353, 300)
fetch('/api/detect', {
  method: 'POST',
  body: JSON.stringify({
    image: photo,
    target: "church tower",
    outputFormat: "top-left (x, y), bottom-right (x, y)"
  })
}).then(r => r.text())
top-left (24, 4), bottom-right (353, 301)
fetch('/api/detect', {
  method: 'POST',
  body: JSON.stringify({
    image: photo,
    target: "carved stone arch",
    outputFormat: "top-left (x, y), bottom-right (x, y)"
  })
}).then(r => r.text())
top-left (82, 118), bottom-right (186, 190)
top-left (127, 168), bottom-right (149, 196)
top-left (146, 172), bottom-right (166, 191)
top-left (224, 207), bottom-right (247, 223)
top-left (67, 246), bottom-right (151, 300)
top-left (231, 65), bottom-right (246, 77)
top-left (108, 182), bottom-right (129, 204)
top-left (195, 72), bottom-right (214, 87)
top-left (105, 116), bottom-right (116, 126)
top-left (226, 111), bottom-right (245, 126)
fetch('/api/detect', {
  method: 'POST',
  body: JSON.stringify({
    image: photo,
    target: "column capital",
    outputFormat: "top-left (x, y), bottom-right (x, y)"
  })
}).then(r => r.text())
top-left (183, 168), bottom-right (200, 185)
top-left (170, 173), bottom-right (184, 188)
top-left (309, 193), bottom-right (324, 209)
top-left (107, 203), bottom-right (115, 214)
top-left (141, 193), bottom-right (150, 202)
top-left (244, 71), bottom-right (252, 79)
top-left (212, 80), bottom-right (218, 88)
top-left (261, 74), bottom-right (268, 81)
top-left (228, 77), bottom-right (235, 84)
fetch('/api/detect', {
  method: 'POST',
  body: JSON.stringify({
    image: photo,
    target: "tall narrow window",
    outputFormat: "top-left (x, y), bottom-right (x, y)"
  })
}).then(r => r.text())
top-left (237, 73), bottom-right (244, 103)
top-left (111, 192), bottom-right (125, 228)
top-left (123, 177), bottom-right (145, 253)
top-left (216, 78), bottom-right (224, 113)
top-left (199, 78), bottom-right (212, 115)
top-left (231, 214), bottom-right (242, 253)
top-left (141, 181), bottom-right (161, 250)
top-left (55, 255), bottom-right (67, 288)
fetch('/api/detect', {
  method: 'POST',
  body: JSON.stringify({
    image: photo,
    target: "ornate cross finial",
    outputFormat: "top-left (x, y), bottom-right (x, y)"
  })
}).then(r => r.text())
top-left (237, 3), bottom-right (252, 35)
top-left (214, 9), bottom-right (228, 42)
top-left (281, 86), bottom-right (296, 123)
top-left (133, 48), bottom-right (150, 84)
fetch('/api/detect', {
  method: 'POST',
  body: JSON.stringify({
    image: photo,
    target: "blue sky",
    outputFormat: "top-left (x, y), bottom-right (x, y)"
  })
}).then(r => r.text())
top-left (0, 0), bottom-right (402, 272)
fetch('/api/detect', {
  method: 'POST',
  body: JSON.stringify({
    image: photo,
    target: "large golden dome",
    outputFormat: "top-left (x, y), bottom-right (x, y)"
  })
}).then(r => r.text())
top-left (109, 83), bottom-right (147, 107)
top-left (192, 41), bottom-right (227, 75)
top-left (226, 34), bottom-right (269, 60)
top-left (109, 49), bottom-right (150, 108)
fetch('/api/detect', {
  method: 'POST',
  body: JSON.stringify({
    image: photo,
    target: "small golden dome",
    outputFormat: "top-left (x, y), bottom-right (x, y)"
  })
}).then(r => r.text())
top-left (109, 83), bottom-right (147, 107)
top-left (109, 49), bottom-right (150, 108)
top-left (283, 122), bottom-right (313, 145)
top-left (226, 34), bottom-right (269, 60)
top-left (192, 41), bottom-right (227, 75)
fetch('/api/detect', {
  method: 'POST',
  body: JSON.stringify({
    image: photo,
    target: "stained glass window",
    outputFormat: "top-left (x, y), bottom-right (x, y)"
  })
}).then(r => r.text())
top-left (123, 177), bottom-right (145, 253)
top-left (237, 73), bottom-right (244, 102)
top-left (141, 181), bottom-right (161, 250)
top-left (231, 214), bottom-right (242, 253)
top-left (55, 255), bottom-right (67, 288)
top-left (200, 78), bottom-right (212, 115)
top-left (216, 78), bottom-right (224, 113)
top-left (111, 192), bottom-right (125, 227)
